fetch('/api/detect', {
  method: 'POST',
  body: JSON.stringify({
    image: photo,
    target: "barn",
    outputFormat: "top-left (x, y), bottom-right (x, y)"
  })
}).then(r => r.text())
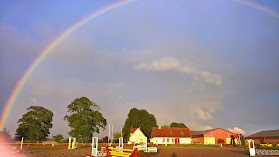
top-left (150, 126), bottom-right (192, 144)
top-left (192, 128), bottom-right (239, 144)
top-left (246, 129), bottom-right (279, 145)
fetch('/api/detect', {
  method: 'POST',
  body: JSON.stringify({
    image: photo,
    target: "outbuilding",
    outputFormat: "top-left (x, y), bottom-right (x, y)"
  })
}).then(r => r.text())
top-left (246, 129), bottom-right (279, 144)
top-left (150, 126), bottom-right (192, 144)
top-left (192, 128), bottom-right (239, 144)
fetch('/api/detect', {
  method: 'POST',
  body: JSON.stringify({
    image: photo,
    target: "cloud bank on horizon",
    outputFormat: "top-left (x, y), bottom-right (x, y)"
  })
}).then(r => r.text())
top-left (0, 0), bottom-right (279, 138)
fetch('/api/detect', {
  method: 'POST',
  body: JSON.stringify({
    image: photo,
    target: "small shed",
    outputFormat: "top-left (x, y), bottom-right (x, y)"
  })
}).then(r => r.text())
top-left (192, 128), bottom-right (239, 144)
top-left (246, 129), bottom-right (279, 144)
top-left (150, 126), bottom-right (192, 144)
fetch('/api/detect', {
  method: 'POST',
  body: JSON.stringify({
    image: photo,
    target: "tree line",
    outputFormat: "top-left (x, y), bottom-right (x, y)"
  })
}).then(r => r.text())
top-left (2, 96), bottom-right (187, 143)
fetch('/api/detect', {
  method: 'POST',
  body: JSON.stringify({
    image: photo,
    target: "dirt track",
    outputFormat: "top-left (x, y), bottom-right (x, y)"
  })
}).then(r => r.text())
top-left (17, 146), bottom-right (276, 157)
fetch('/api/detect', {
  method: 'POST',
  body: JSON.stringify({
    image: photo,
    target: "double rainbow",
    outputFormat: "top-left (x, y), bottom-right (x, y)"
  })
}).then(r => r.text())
top-left (1, 0), bottom-right (279, 129)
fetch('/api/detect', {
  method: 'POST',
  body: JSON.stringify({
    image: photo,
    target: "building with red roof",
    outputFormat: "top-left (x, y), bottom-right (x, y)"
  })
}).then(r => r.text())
top-left (150, 126), bottom-right (192, 144)
top-left (192, 128), bottom-right (239, 144)
top-left (246, 129), bottom-right (279, 144)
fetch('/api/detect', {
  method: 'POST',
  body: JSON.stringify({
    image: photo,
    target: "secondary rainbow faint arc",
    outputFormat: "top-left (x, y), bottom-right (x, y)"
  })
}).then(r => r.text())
top-left (0, 0), bottom-right (137, 129)
top-left (1, 0), bottom-right (279, 129)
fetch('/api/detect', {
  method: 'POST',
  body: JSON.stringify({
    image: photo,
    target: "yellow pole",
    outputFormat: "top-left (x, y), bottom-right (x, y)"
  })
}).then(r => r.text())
top-left (68, 138), bottom-right (72, 149)
top-left (220, 143), bottom-right (222, 147)
top-left (20, 137), bottom-right (24, 150)
top-left (72, 138), bottom-right (76, 149)
top-left (52, 143), bottom-right (54, 147)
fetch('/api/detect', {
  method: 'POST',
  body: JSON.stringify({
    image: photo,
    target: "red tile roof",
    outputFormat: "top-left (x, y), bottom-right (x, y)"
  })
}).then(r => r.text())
top-left (152, 127), bottom-right (191, 138)
top-left (130, 128), bottom-right (137, 134)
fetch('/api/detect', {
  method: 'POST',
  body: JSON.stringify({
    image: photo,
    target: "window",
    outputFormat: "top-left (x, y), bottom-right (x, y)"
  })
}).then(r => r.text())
top-left (170, 130), bottom-right (172, 134)
top-left (181, 131), bottom-right (184, 135)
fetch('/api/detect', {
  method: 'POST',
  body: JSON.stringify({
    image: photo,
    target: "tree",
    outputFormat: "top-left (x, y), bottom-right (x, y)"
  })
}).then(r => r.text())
top-left (170, 122), bottom-right (187, 128)
top-left (0, 128), bottom-right (12, 141)
top-left (16, 106), bottom-right (53, 142)
top-left (122, 108), bottom-right (157, 141)
top-left (113, 132), bottom-right (122, 143)
top-left (64, 97), bottom-right (107, 143)
top-left (240, 134), bottom-right (245, 146)
top-left (53, 134), bottom-right (64, 143)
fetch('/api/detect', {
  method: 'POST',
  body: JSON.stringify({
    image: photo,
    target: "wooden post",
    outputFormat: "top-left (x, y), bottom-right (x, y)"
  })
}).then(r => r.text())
top-left (20, 137), bottom-right (24, 150)
top-left (68, 138), bottom-right (72, 149)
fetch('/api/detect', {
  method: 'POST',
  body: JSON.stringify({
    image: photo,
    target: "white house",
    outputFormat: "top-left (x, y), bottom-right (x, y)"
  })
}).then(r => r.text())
top-left (150, 126), bottom-right (192, 144)
top-left (128, 127), bottom-right (147, 144)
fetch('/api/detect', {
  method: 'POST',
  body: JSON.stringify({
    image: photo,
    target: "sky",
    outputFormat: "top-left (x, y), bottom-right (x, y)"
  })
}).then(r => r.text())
top-left (0, 0), bottom-right (279, 139)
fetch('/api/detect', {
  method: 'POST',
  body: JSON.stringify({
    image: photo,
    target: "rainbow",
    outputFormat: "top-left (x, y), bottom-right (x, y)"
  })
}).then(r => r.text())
top-left (0, 0), bottom-right (137, 129)
top-left (1, 0), bottom-right (279, 129)
top-left (234, 0), bottom-right (279, 19)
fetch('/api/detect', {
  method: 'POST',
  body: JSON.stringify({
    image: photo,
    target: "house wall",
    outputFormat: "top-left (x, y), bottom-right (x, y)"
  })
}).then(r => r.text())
top-left (204, 137), bottom-right (215, 144)
top-left (179, 138), bottom-right (192, 144)
top-left (129, 129), bottom-right (147, 144)
top-left (129, 137), bottom-right (147, 144)
top-left (192, 137), bottom-right (204, 144)
top-left (204, 128), bottom-right (238, 144)
top-left (152, 137), bottom-right (191, 144)
top-left (247, 137), bottom-right (279, 144)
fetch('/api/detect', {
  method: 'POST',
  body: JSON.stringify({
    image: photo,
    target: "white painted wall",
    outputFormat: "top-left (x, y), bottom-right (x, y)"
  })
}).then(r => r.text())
top-left (152, 137), bottom-right (192, 144)
top-left (179, 138), bottom-right (192, 144)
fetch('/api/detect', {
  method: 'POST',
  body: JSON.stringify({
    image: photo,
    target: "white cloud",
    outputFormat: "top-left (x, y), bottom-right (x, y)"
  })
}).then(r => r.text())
top-left (186, 121), bottom-right (213, 131)
top-left (135, 57), bottom-right (181, 71)
top-left (228, 127), bottom-right (247, 135)
top-left (194, 109), bottom-right (213, 120)
top-left (135, 57), bottom-right (222, 86)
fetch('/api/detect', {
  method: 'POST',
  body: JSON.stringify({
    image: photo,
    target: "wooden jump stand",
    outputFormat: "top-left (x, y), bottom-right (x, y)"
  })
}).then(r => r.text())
top-left (86, 137), bottom-right (142, 157)
top-left (104, 146), bottom-right (142, 157)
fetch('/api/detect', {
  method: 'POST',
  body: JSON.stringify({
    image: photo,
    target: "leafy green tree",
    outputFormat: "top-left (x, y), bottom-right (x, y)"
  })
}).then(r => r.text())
top-left (0, 128), bottom-right (12, 141)
top-left (240, 134), bottom-right (245, 146)
top-left (122, 108), bottom-right (157, 141)
top-left (113, 132), bottom-right (122, 143)
top-left (16, 106), bottom-right (53, 142)
top-left (53, 134), bottom-right (64, 143)
top-left (64, 97), bottom-right (107, 143)
top-left (170, 122), bottom-right (187, 128)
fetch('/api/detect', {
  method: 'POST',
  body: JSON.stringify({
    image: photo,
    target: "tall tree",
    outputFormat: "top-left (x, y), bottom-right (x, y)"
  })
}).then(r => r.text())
top-left (16, 106), bottom-right (53, 142)
top-left (64, 97), bottom-right (107, 143)
top-left (170, 122), bottom-right (187, 128)
top-left (122, 108), bottom-right (157, 141)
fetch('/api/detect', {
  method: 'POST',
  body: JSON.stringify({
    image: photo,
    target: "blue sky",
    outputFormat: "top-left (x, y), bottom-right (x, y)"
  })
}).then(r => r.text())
top-left (1, 0), bottom-right (279, 138)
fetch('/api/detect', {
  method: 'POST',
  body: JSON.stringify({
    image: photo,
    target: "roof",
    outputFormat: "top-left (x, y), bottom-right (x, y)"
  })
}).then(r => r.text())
top-left (192, 128), bottom-right (215, 136)
top-left (130, 128), bottom-right (137, 134)
top-left (152, 127), bottom-right (191, 138)
top-left (192, 128), bottom-right (238, 137)
top-left (190, 131), bottom-right (201, 135)
top-left (247, 130), bottom-right (279, 138)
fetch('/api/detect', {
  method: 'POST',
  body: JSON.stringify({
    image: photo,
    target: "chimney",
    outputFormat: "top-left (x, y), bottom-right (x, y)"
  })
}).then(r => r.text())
top-left (158, 125), bottom-right (161, 129)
